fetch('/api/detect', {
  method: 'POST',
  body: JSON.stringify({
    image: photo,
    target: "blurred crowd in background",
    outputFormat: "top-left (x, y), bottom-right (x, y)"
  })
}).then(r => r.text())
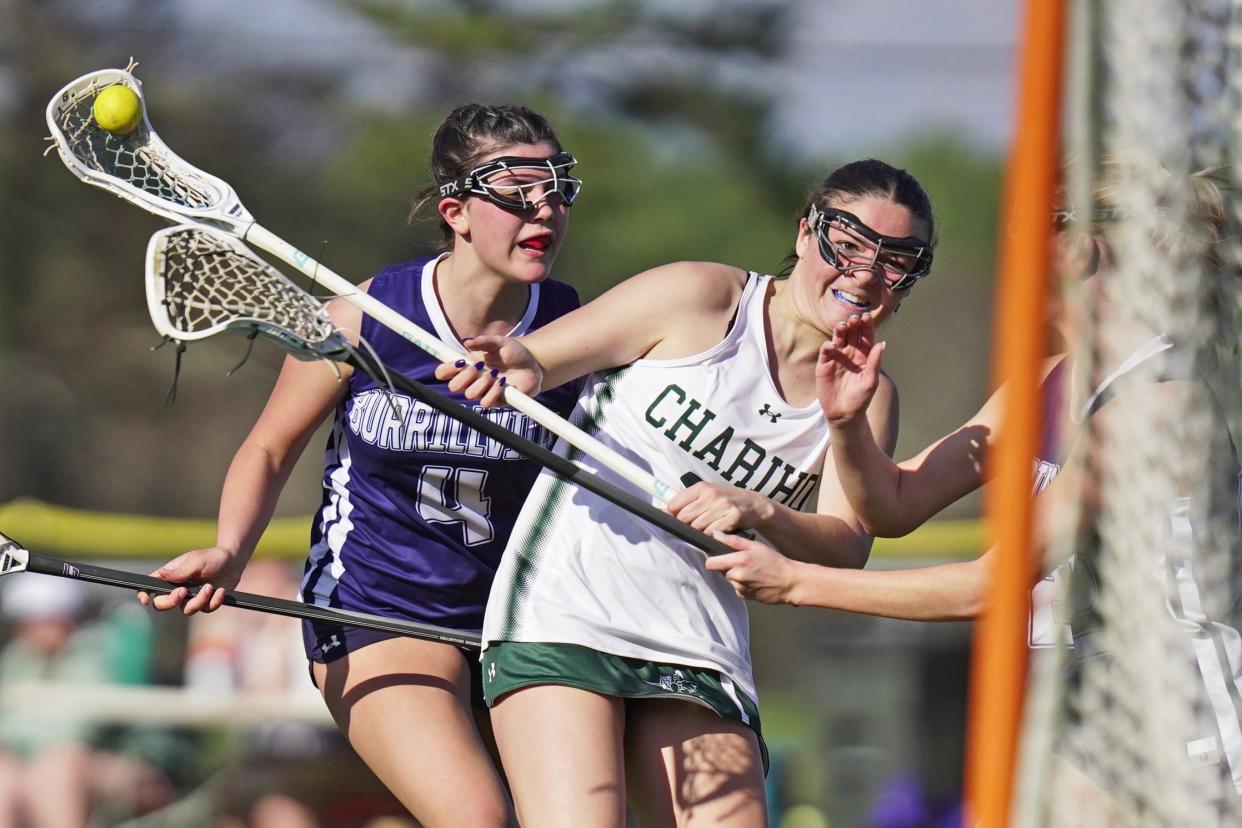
top-left (0, 566), bottom-right (421, 828)
top-left (0, 566), bottom-right (970, 828)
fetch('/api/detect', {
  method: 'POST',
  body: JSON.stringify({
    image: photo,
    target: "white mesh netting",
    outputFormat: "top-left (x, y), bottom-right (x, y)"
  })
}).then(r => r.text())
top-left (47, 70), bottom-right (233, 217)
top-left (1013, 2), bottom-right (1242, 826)
top-left (153, 226), bottom-right (340, 354)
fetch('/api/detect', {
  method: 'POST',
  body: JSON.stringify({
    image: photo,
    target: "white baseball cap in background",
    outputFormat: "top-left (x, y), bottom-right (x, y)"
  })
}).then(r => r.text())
top-left (0, 575), bottom-right (88, 621)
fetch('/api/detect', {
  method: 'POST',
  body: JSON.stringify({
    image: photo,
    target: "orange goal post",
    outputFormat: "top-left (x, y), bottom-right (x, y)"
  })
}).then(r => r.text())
top-left (968, 1), bottom-right (1242, 825)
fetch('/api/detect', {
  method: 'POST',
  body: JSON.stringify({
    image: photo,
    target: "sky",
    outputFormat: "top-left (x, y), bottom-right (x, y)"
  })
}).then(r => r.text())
top-left (774, 0), bottom-right (1020, 156)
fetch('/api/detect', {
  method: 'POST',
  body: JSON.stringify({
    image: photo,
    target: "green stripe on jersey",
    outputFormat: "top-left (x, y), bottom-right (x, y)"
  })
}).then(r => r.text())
top-left (498, 368), bottom-right (629, 639)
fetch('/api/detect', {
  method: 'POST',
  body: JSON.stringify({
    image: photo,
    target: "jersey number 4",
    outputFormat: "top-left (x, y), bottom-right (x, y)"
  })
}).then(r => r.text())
top-left (416, 466), bottom-right (494, 546)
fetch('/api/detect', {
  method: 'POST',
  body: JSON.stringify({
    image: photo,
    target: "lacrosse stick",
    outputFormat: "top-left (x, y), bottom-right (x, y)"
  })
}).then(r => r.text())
top-left (46, 66), bottom-right (676, 504)
top-left (0, 531), bottom-right (480, 647)
top-left (147, 224), bottom-right (733, 559)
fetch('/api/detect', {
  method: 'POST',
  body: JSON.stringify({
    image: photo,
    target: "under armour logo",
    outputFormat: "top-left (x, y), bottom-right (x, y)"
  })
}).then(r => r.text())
top-left (321, 634), bottom-right (341, 653)
top-left (488, 662), bottom-right (497, 682)
top-left (758, 404), bottom-right (782, 424)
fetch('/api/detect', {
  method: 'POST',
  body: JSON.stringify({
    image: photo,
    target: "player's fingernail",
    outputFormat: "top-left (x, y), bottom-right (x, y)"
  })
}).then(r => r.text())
top-left (474, 361), bottom-right (484, 370)
top-left (489, 368), bottom-right (499, 377)
top-left (455, 359), bottom-right (466, 368)
top-left (499, 377), bottom-right (507, 387)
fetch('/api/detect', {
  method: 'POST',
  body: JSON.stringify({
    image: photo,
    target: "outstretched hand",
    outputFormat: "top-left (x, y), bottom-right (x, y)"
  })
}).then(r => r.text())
top-left (434, 334), bottom-right (543, 408)
top-left (817, 313), bottom-right (885, 426)
top-left (136, 546), bottom-right (246, 615)
top-left (704, 533), bottom-right (804, 605)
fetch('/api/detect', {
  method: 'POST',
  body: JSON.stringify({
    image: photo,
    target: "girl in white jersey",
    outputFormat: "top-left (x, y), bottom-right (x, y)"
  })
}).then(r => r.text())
top-left (439, 159), bottom-right (937, 827)
top-left (703, 166), bottom-right (1238, 624)
top-left (704, 165), bottom-right (1242, 801)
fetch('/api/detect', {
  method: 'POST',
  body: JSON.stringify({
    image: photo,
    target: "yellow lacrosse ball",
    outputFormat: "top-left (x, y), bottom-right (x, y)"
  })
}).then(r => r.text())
top-left (93, 85), bottom-right (142, 134)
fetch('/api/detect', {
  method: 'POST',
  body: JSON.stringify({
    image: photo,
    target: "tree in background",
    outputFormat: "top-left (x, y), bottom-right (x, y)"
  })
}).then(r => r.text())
top-left (0, 0), bottom-right (1000, 521)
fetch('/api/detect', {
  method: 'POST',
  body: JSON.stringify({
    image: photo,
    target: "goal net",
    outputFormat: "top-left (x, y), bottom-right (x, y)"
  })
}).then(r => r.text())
top-left (1011, 1), bottom-right (1242, 826)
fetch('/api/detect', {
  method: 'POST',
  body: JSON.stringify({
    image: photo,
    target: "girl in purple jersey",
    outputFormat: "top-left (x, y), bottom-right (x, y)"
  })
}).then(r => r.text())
top-left (138, 103), bottom-right (584, 827)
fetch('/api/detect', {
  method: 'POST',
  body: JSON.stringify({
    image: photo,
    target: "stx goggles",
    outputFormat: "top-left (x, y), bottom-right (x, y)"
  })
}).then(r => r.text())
top-left (438, 151), bottom-right (582, 212)
top-left (807, 205), bottom-right (933, 291)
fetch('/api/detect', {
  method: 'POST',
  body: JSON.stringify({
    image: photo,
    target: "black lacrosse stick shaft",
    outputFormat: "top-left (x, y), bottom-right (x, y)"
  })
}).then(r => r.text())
top-left (19, 548), bottom-right (480, 648)
top-left (345, 351), bottom-right (732, 558)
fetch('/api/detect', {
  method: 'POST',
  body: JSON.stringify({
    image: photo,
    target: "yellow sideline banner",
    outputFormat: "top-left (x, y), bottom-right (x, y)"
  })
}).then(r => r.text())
top-left (0, 498), bottom-right (984, 560)
top-left (0, 498), bottom-right (309, 560)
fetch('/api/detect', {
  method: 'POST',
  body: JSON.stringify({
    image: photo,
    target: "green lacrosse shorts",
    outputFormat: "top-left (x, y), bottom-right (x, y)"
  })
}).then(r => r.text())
top-left (482, 640), bottom-right (768, 773)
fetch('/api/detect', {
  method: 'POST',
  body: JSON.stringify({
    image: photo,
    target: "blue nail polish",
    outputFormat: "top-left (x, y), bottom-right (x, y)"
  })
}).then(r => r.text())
top-left (474, 361), bottom-right (484, 370)
top-left (490, 368), bottom-right (499, 377)
top-left (455, 359), bottom-right (466, 368)
top-left (499, 377), bottom-right (508, 387)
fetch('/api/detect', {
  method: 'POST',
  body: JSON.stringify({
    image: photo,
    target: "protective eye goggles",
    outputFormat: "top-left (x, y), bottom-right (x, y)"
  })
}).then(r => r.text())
top-left (438, 151), bottom-right (582, 212)
top-left (807, 205), bottom-right (933, 291)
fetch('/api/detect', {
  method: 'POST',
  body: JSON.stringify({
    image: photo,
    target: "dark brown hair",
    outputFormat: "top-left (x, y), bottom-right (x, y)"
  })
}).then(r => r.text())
top-left (410, 103), bottom-right (563, 247)
top-left (781, 159), bottom-right (936, 276)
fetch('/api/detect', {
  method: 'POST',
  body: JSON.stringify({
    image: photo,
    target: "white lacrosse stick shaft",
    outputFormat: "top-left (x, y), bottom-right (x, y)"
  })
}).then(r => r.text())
top-left (47, 67), bottom-right (674, 504)
top-left (243, 225), bottom-right (671, 502)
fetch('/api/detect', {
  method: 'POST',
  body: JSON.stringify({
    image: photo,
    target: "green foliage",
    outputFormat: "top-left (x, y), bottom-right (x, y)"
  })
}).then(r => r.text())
top-left (344, 0), bottom-right (646, 54)
top-left (555, 118), bottom-right (798, 295)
top-left (344, 0), bottom-right (789, 58)
top-left (0, 1), bottom-right (1005, 521)
top-left (890, 133), bottom-right (1004, 272)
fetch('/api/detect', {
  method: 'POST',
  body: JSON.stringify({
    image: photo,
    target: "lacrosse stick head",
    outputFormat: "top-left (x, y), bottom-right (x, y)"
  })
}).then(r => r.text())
top-left (46, 67), bottom-right (253, 232)
top-left (146, 224), bottom-right (352, 362)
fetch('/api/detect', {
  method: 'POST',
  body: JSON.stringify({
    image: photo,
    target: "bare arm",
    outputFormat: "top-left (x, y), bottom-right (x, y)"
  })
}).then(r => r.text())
top-left (820, 314), bottom-right (998, 537)
top-left (784, 375), bottom-right (1242, 620)
top-left (671, 367), bottom-right (900, 570)
top-left (439, 262), bottom-right (747, 401)
top-left (823, 319), bottom-right (1071, 537)
top-left (829, 405), bottom-right (995, 538)
top-left (707, 533), bottom-right (992, 620)
top-left (706, 399), bottom-right (1079, 621)
top-left (139, 292), bottom-right (363, 613)
top-left (768, 368), bottom-right (900, 568)
top-left (213, 357), bottom-right (350, 557)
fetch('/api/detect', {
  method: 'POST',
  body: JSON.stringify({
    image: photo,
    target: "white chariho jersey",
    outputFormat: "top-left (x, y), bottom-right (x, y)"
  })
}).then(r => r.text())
top-left (482, 273), bottom-right (829, 701)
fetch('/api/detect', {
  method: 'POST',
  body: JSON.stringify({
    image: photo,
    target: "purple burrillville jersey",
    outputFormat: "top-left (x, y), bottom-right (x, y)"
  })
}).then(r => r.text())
top-left (300, 254), bottom-right (580, 652)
